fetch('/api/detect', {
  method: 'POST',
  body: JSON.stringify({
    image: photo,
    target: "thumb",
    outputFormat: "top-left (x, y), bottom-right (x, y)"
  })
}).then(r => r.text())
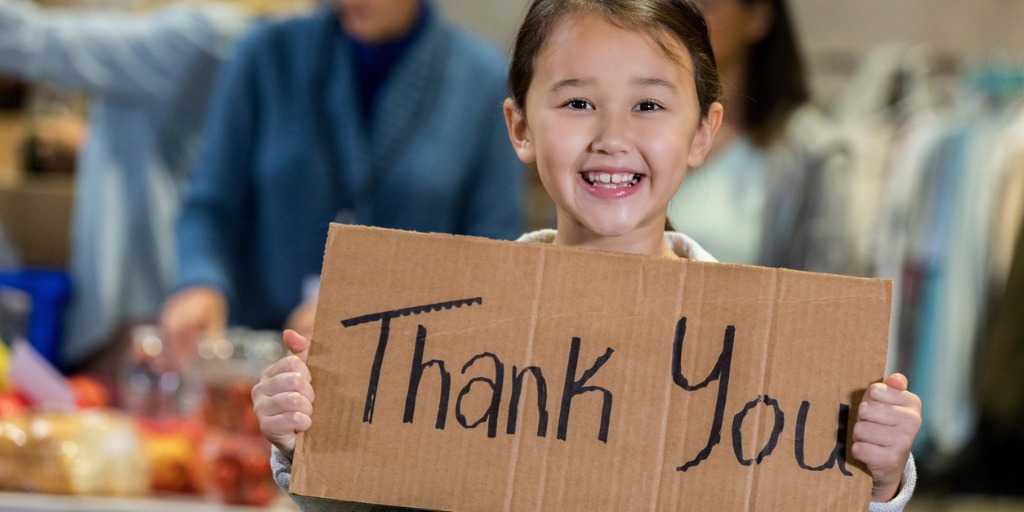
top-left (283, 329), bottom-right (311, 363)
top-left (884, 373), bottom-right (909, 391)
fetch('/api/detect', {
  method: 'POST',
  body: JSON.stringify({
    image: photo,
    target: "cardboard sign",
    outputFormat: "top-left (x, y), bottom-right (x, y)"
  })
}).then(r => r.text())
top-left (292, 224), bottom-right (891, 511)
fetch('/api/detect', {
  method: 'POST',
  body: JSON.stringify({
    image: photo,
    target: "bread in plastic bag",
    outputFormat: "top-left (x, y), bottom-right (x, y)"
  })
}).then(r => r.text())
top-left (0, 409), bottom-right (149, 495)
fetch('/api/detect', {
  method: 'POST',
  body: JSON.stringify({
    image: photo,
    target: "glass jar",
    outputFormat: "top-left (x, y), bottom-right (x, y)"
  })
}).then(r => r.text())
top-left (197, 328), bottom-right (283, 506)
top-left (121, 324), bottom-right (202, 419)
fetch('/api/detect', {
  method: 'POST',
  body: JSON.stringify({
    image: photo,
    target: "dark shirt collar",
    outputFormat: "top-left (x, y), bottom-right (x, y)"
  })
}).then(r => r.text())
top-left (349, 0), bottom-right (432, 123)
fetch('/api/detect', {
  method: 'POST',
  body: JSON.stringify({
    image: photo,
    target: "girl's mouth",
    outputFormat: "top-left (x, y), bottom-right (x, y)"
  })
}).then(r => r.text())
top-left (580, 171), bottom-right (643, 188)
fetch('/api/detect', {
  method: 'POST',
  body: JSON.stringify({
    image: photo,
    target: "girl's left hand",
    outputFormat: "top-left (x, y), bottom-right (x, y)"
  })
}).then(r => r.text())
top-left (851, 373), bottom-right (922, 502)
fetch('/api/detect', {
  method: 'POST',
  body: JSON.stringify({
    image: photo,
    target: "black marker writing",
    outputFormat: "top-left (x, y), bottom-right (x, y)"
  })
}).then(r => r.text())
top-left (405, 325), bottom-right (450, 429)
top-left (456, 353), bottom-right (504, 438)
top-left (558, 337), bottom-right (615, 443)
top-left (341, 297), bottom-right (482, 423)
top-left (731, 394), bottom-right (784, 466)
top-left (507, 366), bottom-right (549, 437)
top-left (672, 318), bottom-right (735, 471)
top-left (795, 401), bottom-right (853, 476)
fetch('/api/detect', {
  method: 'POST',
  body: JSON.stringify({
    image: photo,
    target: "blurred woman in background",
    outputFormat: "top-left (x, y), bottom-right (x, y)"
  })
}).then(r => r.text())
top-left (669, 0), bottom-right (852, 273)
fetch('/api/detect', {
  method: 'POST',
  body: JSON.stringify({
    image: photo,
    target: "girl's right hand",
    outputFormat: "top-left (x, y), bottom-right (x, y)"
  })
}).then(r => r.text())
top-left (251, 330), bottom-right (314, 459)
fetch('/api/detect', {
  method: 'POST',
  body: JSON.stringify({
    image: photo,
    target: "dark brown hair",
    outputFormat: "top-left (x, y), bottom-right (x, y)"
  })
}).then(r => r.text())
top-left (740, 0), bottom-right (809, 146)
top-left (508, 0), bottom-right (723, 120)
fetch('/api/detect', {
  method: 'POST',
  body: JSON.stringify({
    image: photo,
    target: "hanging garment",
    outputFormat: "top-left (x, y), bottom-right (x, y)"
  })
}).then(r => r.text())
top-left (975, 99), bottom-right (1024, 431)
top-left (910, 96), bottom-right (1021, 459)
top-left (830, 44), bottom-right (905, 276)
top-left (988, 105), bottom-right (1024, 286)
top-left (872, 109), bottom-right (952, 374)
top-left (977, 206), bottom-right (1024, 431)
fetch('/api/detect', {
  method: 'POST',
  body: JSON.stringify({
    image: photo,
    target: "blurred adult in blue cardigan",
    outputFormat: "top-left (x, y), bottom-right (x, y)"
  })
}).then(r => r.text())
top-left (161, 0), bottom-right (526, 357)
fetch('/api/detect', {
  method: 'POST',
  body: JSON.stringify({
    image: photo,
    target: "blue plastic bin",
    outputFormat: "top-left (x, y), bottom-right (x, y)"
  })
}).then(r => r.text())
top-left (0, 269), bottom-right (72, 370)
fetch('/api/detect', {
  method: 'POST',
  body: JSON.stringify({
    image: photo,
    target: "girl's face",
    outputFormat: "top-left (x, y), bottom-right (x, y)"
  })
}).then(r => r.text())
top-left (505, 12), bottom-right (722, 255)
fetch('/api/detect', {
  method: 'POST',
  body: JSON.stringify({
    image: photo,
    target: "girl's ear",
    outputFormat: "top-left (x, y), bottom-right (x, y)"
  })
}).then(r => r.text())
top-left (687, 102), bottom-right (724, 168)
top-left (504, 98), bottom-right (536, 164)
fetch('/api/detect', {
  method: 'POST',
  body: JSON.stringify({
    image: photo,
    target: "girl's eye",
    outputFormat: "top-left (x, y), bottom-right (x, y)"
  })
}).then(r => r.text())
top-left (564, 98), bottom-right (593, 110)
top-left (635, 100), bottom-right (663, 112)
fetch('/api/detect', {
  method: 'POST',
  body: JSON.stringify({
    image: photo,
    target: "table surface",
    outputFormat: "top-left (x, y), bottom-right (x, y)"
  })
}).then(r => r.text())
top-left (0, 112), bottom-right (25, 189)
top-left (0, 491), bottom-right (300, 512)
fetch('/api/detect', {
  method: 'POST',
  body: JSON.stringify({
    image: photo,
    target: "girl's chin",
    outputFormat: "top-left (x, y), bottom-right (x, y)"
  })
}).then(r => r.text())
top-left (561, 202), bottom-right (661, 240)
top-left (578, 218), bottom-right (642, 239)
top-left (576, 210), bottom-right (668, 239)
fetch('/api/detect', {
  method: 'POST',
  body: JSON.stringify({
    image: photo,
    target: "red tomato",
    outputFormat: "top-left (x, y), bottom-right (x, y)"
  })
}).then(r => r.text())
top-left (243, 482), bottom-right (275, 507)
top-left (68, 375), bottom-right (110, 409)
top-left (0, 392), bottom-right (27, 417)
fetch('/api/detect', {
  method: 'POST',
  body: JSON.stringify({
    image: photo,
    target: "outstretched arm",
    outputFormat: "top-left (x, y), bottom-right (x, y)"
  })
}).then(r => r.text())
top-left (0, 0), bottom-right (246, 100)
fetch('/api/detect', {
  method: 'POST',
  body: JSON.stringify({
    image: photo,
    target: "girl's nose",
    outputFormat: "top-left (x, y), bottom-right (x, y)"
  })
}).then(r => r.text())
top-left (590, 112), bottom-right (632, 155)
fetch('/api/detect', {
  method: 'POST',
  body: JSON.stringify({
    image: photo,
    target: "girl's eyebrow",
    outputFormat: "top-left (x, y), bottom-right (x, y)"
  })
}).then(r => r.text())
top-left (549, 78), bottom-right (591, 94)
top-left (636, 77), bottom-right (677, 91)
top-left (549, 77), bottom-right (678, 94)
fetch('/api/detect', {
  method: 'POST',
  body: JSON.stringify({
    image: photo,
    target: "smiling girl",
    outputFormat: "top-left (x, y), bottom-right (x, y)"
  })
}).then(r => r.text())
top-left (253, 1), bottom-right (922, 510)
top-left (503, 0), bottom-right (722, 259)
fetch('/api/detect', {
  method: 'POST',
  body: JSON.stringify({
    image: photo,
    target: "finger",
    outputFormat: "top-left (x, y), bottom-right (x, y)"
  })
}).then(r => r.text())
top-left (864, 382), bottom-right (919, 408)
top-left (254, 369), bottom-right (315, 402)
top-left (850, 440), bottom-right (902, 473)
top-left (260, 354), bottom-right (312, 382)
top-left (253, 390), bottom-right (314, 419)
top-left (260, 411), bottom-right (312, 440)
top-left (884, 373), bottom-right (908, 391)
top-left (851, 419), bottom-right (914, 449)
top-left (283, 329), bottom-right (311, 363)
top-left (857, 400), bottom-right (920, 428)
top-left (259, 412), bottom-right (313, 457)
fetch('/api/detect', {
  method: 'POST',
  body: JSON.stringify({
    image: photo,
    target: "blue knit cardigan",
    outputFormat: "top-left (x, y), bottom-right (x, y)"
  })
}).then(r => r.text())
top-left (175, 5), bottom-right (525, 329)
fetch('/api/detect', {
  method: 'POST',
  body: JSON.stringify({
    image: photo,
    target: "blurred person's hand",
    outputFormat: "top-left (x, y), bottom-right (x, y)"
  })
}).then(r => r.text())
top-left (284, 299), bottom-right (316, 339)
top-left (160, 286), bottom-right (227, 365)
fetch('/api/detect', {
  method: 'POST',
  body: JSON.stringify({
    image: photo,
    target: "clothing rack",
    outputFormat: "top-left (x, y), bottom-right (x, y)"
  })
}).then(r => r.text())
top-left (818, 43), bottom-right (1024, 469)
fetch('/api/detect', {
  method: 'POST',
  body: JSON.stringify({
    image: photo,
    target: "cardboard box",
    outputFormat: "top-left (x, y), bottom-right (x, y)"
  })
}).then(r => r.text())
top-left (0, 174), bottom-right (73, 268)
top-left (0, 113), bottom-right (27, 188)
top-left (0, 112), bottom-right (74, 268)
top-left (293, 224), bottom-right (891, 511)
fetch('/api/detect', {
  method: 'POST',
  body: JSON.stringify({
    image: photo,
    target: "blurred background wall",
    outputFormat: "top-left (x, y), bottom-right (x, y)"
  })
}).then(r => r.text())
top-left (439, 0), bottom-right (1024, 100)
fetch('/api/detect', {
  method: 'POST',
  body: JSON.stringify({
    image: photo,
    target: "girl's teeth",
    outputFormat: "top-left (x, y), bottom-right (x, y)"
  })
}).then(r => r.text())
top-left (583, 172), bottom-right (641, 186)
